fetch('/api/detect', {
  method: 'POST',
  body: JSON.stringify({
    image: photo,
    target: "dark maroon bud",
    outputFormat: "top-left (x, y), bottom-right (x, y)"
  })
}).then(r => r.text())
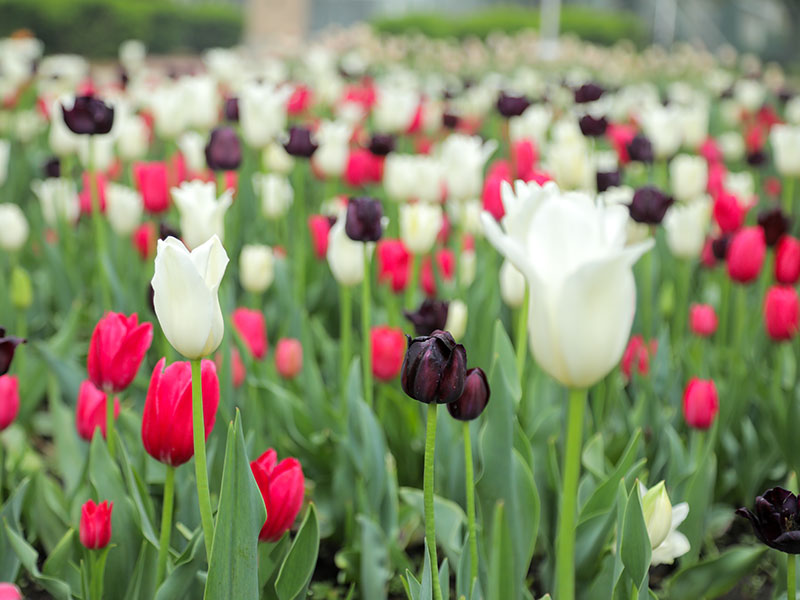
top-left (711, 234), bottom-right (731, 261)
top-left (205, 126), bottom-right (242, 171)
top-left (119, 68), bottom-right (129, 89)
top-left (0, 328), bottom-right (26, 376)
top-left (442, 112), bottom-right (460, 129)
top-left (737, 487), bottom-right (800, 554)
top-left (496, 92), bottom-right (530, 118)
top-left (720, 86), bottom-right (734, 100)
top-left (579, 114), bottom-right (608, 137)
top-left (401, 330), bottom-right (467, 405)
top-left (147, 283), bottom-right (155, 314)
top-left (626, 134), bottom-right (654, 164)
top-left (596, 170), bottom-right (621, 193)
top-left (368, 133), bottom-right (395, 156)
top-left (574, 82), bottom-right (604, 103)
top-left (404, 299), bottom-right (449, 336)
top-left (61, 95), bottom-right (114, 135)
top-left (447, 367), bottom-right (490, 421)
top-left (757, 207), bottom-right (791, 247)
top-left (283, 126), bottom-right (318, 158)
top-left (158, 221), bottom-right (180, 241)
top-left (629, 186), bottom-right (673, 225)
top-left (224, 97), bottom-right (239, 122)
top-left (746, 149), bottom-right (766, 167)
top-left (43, 156), bottom-right (61, 179)
top-left (345, 196), bottom-right (383, 242)
top-left (326, 215), bottom-right (338, 228)
top-left (779, 88), bottom-right (795, 104)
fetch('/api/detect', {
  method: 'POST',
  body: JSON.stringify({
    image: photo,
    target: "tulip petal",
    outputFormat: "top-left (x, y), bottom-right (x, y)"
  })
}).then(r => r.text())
top-left (480, 212), bottom-right (534, 281)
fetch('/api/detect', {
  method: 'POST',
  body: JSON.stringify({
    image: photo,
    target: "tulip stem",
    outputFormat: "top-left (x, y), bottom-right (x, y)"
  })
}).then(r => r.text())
top-left (789, 553), bottom-right (797, 600)
top-left (784, 176), bottom-right (795, 214)
top-left (87, 138), bottom-right (111, 311)
top-left (555, 387), bottom-right (586, 600)
top-left (462, 421), bottom-right (479, 585)
top-left (340, 284), bottom-right (352, 402)
top-left (640, 246), bottom-right (653, 339)
top-left (406, 254), bottom-right (420, 310)
top-left (105, 390), bottom-right (115, 461)
top-left (156, 465), bottom-right (175, 586)
top-left (191, 359), bottom-right (215, 563)
top-left (362, 245), bottom-right (373, 408)
top-left (515, 286), bottom-right (529, 378)
top-left (424, 403), bottom-right (443, 600)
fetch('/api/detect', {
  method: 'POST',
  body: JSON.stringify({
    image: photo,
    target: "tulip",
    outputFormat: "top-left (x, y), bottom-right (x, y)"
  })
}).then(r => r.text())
top-left (62, 95), bottom-right (114, 135)
top-left (757, 208), bottom-right (790, 247)
top-left (578, 114), bottom-right (607, 137)
top-left (626, 133), bottom-right (654, 164)
top-left (0, 203), bottom-right (29, 251)
top-left (401, 330), bottom-right (466, 405)
top-left (404, 299), bottom-right (449, 336)
top-left (239, 244), bottom-right (275, 294)
top-left (447, 367), bottom-right (490, 421)
top-left (663, 198), bottom-right (711, 259)
top-left (0, 329), bottom-right (25, 376)
top-left (682, 377), bottom-right (719, 429)
top-left (629, 186), bottom-right (674, 225)
top-left (87, 312), bottom-right (153, 393)
top-left (230, 347), bottom-right (246, 388)
top-left (689, 304), bottom-right (718, 337)
top-left (776, 236), bottom-right (800, 285)
top-left (205, 127), bottom-right (241, 172)
top-left (383, 154), bottom-right (442, 203)
top-left (596, 169), bottom-right (622, 193)
top-left (496, 92), bottom-right (530, 118)
top-left (152, 235), bottom-right (229, 360)
top-left (31, 178), bottom-right (80, 226)
top-left (283, 126), bottom-right (318, 158)
top-left (251, 449), bottom-right (305, 542)
top-left (232, 308), bottom-right (268, 360)
top-left (105, 183), bottom-right (143, 236)
top-left (0, 375), bottom-right (19, 431)
top-left (178, 131), bottom-right (206, 173)
top-left (574, 82), bottom-right (604, 103)
top-left (373, 86), bottom-right (419, 134)
top-left (76, 380), bottom-right (120, 441)
top-left (620, 335), bottom-right (657, 380)
top-left (500, 259), bottom-right (526, 308)
top-left (253, 173), bottom-right (293, 220)
top-left (444, 299), bottom-right (468, 341)
top-left (727, 226), bottom-right (766, 284)
top-left (377, 239), bottom-right (411, 293)
top-left (371, 326), bottom-right (405, 381)
top-left (771, 125), bottom-right (800, 177)
top-left (737, 487), bottom-right (800, 553)
top-left (313, 120), bottom-right (351, 177)
top-left (421, 249), bottom-right (454, 297)
top-left (345, 197), bottom-right (384, 242)
top-left (400, 203), bottom-right (443, 256)
top-left (239, 82), bottom-right (291, 149)
top-left (275, 338), bottom-right (303, 379)
top-left (638, 481), bottom-right (690, 565)
top-left (171, 181), bottom-right (232, 250)
top-left (764, 286), bottom-right (799, 341)
top-left (327, 212), bottom-right (369, 286)
top-left (132, 222), bottom-right (157, 260)
top-left (345, 149), bottom-right (382, 187)
top-left (439, 133), bottom-right (496, 201)
top-left (511, 139), bottom-right (537, 180)
top-left (116, 113), bottom-right (149, 161)
top-left (0, 583), bottom-right (21, 600)
top-left (224, 97), bottom-right (239, 122)
top-left (79, 499), bottom-right (113, 549)
top-left (133, 162), bottom-right (170, 214)
top-left (308, 215), bottom-right (333, 260)
top-left (369, 133), bottom-right (396, 156)
top-left (287, 84), bottom-right (312, 115)
top-left (670, 154), bottom-right (708, 202)
top-left (141, 357), bottom-right (219, 466)
top-left (641, 104), bottom-right (682, 159)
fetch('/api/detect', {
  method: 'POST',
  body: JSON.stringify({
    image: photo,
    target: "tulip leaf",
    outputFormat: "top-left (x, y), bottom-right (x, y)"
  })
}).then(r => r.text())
top-left (486, 501), bottom-right (514, 600)
top-left (258, 534), bottom-right (291, 591)
top-left (399, 487), bottom-right (466, 565)
top-left (665, 545), bottom-right (767, 599)
top-left (123, 540), bottom-right (157, 600)
top-left (204, 410), bottom-right (265, 600)
top-left (419, 538), bottom-right (434, 600)
top-left (41, 528), bottom-right (75, 582)
top-left (358, 514), bottom-right (391, 600)
top-left (0, 478), bottom-right (29, 581)
top-left (115, 437), bottom-right (159, 548)
top-left (155, 527), bottom-right (204, 600)
top-left (275, 503), bottom-right (320, 600)
top-left (619, 483), bottom-right (651, 590)
top-left (3, 521), bottom-right (72, 599)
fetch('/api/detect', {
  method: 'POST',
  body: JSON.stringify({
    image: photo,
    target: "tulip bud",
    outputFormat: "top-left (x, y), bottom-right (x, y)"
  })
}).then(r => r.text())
top-left (404, 299), bottom-right (449, 336)
top-left (345, 197), bottom-right (384, 243)
top-left (152, 235), bottom-right (229, 360)
top-left (171, 180), bottom-right (232, 250)
top-left (727, 226), bottom-right (766, 284)
top-left (400, 202), bottom-right (443, 255)
top-left (757, 208), bottom-right (790, 247)
top-left (689, 304), bottom-right (718, 337)
top-left (764, 285), bottom-right (799, 341)
top-left (327, 213), bottom-right (368, 286)
top-left (775, 235), bottom-right (800, 285)
top-left (401, 330), bottom-right (467, 404)
top-left (369, 133), bottom-right (395, 156)
top-left (10, 266), bottom-right (32, 310)
top-left (308, 215), bottom-right (333, 260)
top-left (737, 487), bottom-right (800, 553)
top-left (232, 307), bottom-right (268, 359)
top-left (620, 335), bottom-right (657, 380)
top-left (88, 312), bottom-right (153, 393)
top-left (62, 95), bottom-right (114, 135)
top-left (283, 126), bottom-right (318, 158)
top-left (496, 92), bottom-right (530, 118)
top-left (371, 326), bottom-right (405, 382)
top-left (682, 377), bottom-right (719, 430)
top-left (574, 82), bottom-right (604, 103)
top-left (596, 170), bottom-right (622, 193)
top-left (447, 367), bottom-right (490, 421)
top-left (641, 481), bottom-right (673, 550)
top-left (444, 299), bottom-right (468, 341)
top-left (663, 199), bottom-right (711, 259)
top-left (0, 583), bottom-right (22, 600)
top-left (224, 97), bottom-right (239, 122)
top-left (0, 329), bottom-right (25, 376)
top-left (669, 154), bottom-right (708, 203)
top-left (0, 203), bottom-right (29, 252)
top-left (239, 244), bottom-right (275, 294)
top-left (712, 192), bottom-right (746, 234)
top-left (205, 127), bottom-right (242, 171)
top-left (251, 449), bottom-right (305, 542)
top-left (0, 375), bottom-right (20, 431)
top-left (79, 499), bottom-right (113, 549)
top-left (629, 186), bottom-right (674, 225)
top-left (133, 162), bottom-right (170, 214)
top-left (377, 239), bottom-right (410, 293)
top-left (578, 114), bottom-right (608, 137)
top-left (76, 380), bottom-right (120, 441)
top-left (106, 183), bottom-right (143, 236)
top-left (253, 173), bottom-right (293, 220)
top-left (275, 338), bottom-right (302, 379)
top-left (626, 134), bottom-right (654, 163)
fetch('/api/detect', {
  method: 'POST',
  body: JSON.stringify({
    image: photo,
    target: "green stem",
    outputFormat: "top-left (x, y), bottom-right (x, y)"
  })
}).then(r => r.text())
top-left (424, 403), bottom-right (443, 600)
top-left (156, 465), bottom-right (176, 586)
top-left (733, 284), bottom-right (747, 349)
top-left (463, 421), bottom-right (478, 585)
top-left (405, 253), bottom-right (420, 310)
top-left (515, 286), bottom-right (529, 378)
top-left (0, 441), bottom-right (5, 504)
top-left (340, 284), bottom-right (352, 402)
top-left (105, 389), bottom-right (115, 460)
top-left (88, 137), bottom-right (111, 311)
top-left (191, 359), bottom-right (215, 563)
top-left (292, 163), bottom-right (307, 306)
top-left (783, 177), bottom-right (795, 215)
top-left (362, 245), bottom-right (373, 408)
top-left (89, 549), bottom-right (105, 600)
top-left (789, 553), bottom-right (796, 600)
top-left (718, 275), bottom-right (731, 348)
top-left (555, 388), bottom-right (587, 600)
top-left (673, 259), bottom-right (691, 344)
top-left (640, 243), bottom-right (653, 339)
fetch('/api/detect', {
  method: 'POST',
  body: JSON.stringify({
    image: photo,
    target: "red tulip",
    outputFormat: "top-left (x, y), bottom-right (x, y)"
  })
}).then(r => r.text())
top-left (775, 235), bottom-right (800, 285)
top-left (0, 375), bottom-right (19, 431)
top-left (682, 378), bottom-right (718, 430)
top-left (620, 335), bottom-right (657, 380)
top-left (421, 249), bottom-right (454, 296)
top-left (308, 215), bottom-right (332, 260)
top-left (79, 499), bottom-right (113, 549)
top-left (376, 239), bottom-right (410, 293)
top-left (712, 191), bottom-right (746, 234)
top-left (701, 237), bottom-right (717, 268)
top-left (727, 227), bottom-right (766, 284)
top-left (141, 358), bottom-right (219, 467)
top-left (78, 171), bottom-right (107, 214)
top-left (275, 338), bottom-right (302, 379)
top-left (231, 347), bottom-right (246, 388)
top-left (482, 172), bottom-right (510, 221)
top-left (0, 583), bottom-right (22, 600)
top-left (133, 162), bottom-right (170, 213)
top-left (511, 139), bottom-right (537, 179)
top-left (606, 122), bottom-right (636, 164)
top-left (344, 149), bottom-right (382, 187)
top-left (689, 304), bottom-right (718, 337)
top-left (287, 85), bottom-right (312, 116)
top-left (251, 449), bottom-right (305, 542)
top-left (87, 312), bottom-right (153, 393)
top-left (764, 286), bottom-right (799, 341)
top-left (132, 221), bottom-right (157, 260)
top-left (699, 137), bottom-right (722, 164)
top-left (76, 380), bottom-right (120, 441)
top-left (232, 308), bottom-right (268, 360)
top-left (371, 326), bottom-right (405, 382)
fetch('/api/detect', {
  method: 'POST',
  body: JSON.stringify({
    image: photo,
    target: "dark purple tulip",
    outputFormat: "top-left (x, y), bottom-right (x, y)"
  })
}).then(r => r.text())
top-left (779, 88), bottom-right (795, 104)
top-left (205, 127), bottom-right (242, 171)
top-left (283, 126), bottom-right (318, 158)
top-left (627, 134), bottom-right (654, 164)
top-left (369, 134), bottom-right (395, 157)
top-left (345, 197), bottom-right (383, 242)
top-left (737, 487), bottom-right (800, 553)
top-left (496, 92), bottom-right (530, 118)
top-left (224, 97), bottom-right (239, 122)
top-left (0, 328), bottom-right (25, 376)
top-left (579, 114), bottom-right (608, 137)
top-left (747, 149), bottom-right (767, 167)
top-left (43, 157), bottom-right (61, 179)
top-left (442, 112), bottom-right (460, 129)
top-left (447, 367), bottom-right (490, 421)
top-left (61, 95), bottom-right (114, 135)
top-left (629, 186), bottom-right (673, 225)
top-left (401, 330), bottom-right (467, 405)
top-left (404, 299), bottom-right (449, 336)
top-left (158, 221), bottom-right (180, 241)
top-left (574, 82), bottom-right (604, 104)
top-left (596, 170), bottom-right (621, 193)
top-left (711, 235), bottom-right (731, 261)
top-left (757, 208), bottom-right (791, 247)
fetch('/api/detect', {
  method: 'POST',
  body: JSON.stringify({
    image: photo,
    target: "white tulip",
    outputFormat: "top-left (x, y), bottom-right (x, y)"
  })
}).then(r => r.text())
top-left (676, 101), bottom-right (709, 149)
top-left (547, 138), bottom-right (594, 191)
top-left (152, 235), bottom-right (229, 359)
top-left (787, 96), bottom-right (800, 125)
top-left (312, 120), bottom-right (351, 178)
top-left (253, 173), bottom-right (293, 219)
top-left (239, 81), bottom-right (292, 148)
top-left (31, 178), bottom-right (80, 226)
top-left (373, 85), bottom-right (419, 134)
top-left (718, 132), bottom-right (744, 162)
top-left (262, 142), bottom-right (295, 175)
top-left (670, 154), bottom-right (708, 203)
top-left (116, 114), bottom-right (149, 161)
top-left (0, 140), bottom-right (9, 186)
top-left (149, 83), bottom-right (188, 139)
top-left (638, 481), bottom-right (689, 566)
top-left (509, 104), bottom-right (551, 144)
top-left (771, 125), bottom-right (800, 177)
top-left (179, 75), bottom-right (218, 131)
top-left (500, 259), bottom-right (526, 308)
top-left (327, 211), bottom-right (370, 286)
top-left (439, 134), bottom-right (496, 201)
top-left (734, 79), bottom-right (765, 112)
top-left (482, 180), bottom-right (652, 388)
top-left (177, 131), bottom-right (207, 172)
top-left (663, 198), bottom-right (711, 259)
top-left (78, 135), bottom-right (115, 172)
top-left (49, 97), bottom-right (81, 156)
top-left (383, 154), bottom-right (441, 203)
top-left (171, 181), bottom-right (232, 250)
top-left (724, 171), bottom-right (754, 200)
top-left (119, 40), bottom-right (146, 73)
top-left (400, 202), bottom-right (443, 255)
top-left (445, 300), bottom-right (468, 341)
top-left (460, 250), bottom-right (476, 288)
top-left (105, 183), bottom-right (143, 236)
top-left (239, 244), bottom-right (275, 294)
top-left (0, 203), bottom-right (29, 251)
top-left (641, 104), bottom-right (682, 159)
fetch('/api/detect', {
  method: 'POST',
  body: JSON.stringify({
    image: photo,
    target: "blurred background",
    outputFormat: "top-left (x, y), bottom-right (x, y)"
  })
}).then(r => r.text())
top-left (0, 0), bottom-right (797, 65)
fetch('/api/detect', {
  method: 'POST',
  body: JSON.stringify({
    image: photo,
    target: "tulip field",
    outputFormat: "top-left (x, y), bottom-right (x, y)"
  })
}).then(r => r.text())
top-left (2, 23), bottom-right (800, 600)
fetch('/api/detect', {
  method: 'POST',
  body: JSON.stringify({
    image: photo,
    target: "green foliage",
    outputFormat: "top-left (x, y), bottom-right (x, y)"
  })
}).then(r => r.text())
top-left (0, 0), bottom-right (242, 58)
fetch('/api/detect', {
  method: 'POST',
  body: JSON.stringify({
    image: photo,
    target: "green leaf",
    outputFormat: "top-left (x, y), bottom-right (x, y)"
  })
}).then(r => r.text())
top-left (3, 521), bottom-right (72, 599)
top-left (0, 478), bottom-right (30, 581)
top-left (205, 410), bottom-right (266, 600)
top-left (258, 535), bottom-right (291, 592)
top-left (155, 528), bottom-right (204, 600)
top-left (619, 483), bottom-right (651, 589)
top-left (666, 545), bottom-right (767, 598)
top-left (123, 540), bottom-right (157, 600)
top-left (486, 501), bottom-right (514, 600)
top-left (399, 487), bottom-right (466, 564)
top-left (358, 514), bottom-right (391, 600)
top-left (42, 528), bottom-right (75, 581)
top-left (419, 539), bottom-right (434, 600)
top-left (275, 504), bottom-right (320, 600)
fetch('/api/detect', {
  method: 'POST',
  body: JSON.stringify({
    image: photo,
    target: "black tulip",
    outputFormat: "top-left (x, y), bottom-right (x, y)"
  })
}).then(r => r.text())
top-left (737, 487), bottom-right (800, 554)
top-left (401, 330), bottom-right (467, 405)
top-left (711, 235), bottom-right (731, 261)
top-left (629, 186), bottom-right (673, 225)
top-left (574, 82), bottom-right (604, 104)
top-left (442, 112), bottom-right (460, 129)
top-left (447, 367), bottom-right (490, 421)
top-left (627, 134), bottom-right (654, 164)
top-left (496, 92), bottom-right (530, 118)
top-left (747, 149), bottom-right (767, 167)
top-left (369, 134), bottom-right (395, 157)
top-left (0, 328), bottom-right (26, 376)
top-left (579, 114), bottom-right (608, 137)
top-left (404, 299), bottom-right (449, 336)
top-left (779, 88), bottom-right (795, 104)
top-left (205, 127), bottom-right (242, 171)
top-left (43, 157), bottom-right (61, 179)
top-left (758, 208), bottom-right (791, 247)
top-left (61, 95), bottom-right (114, 135)
top-left (283, 126), bottom-right (318, 158)
top-left (158, 221), bottom-right (180, 241)
top-left (596, 170), bottom-right (621, 193)
top-left (345, 197), bottom-right (383, 242)
top-left (224, 97), bottom-right (239, 122)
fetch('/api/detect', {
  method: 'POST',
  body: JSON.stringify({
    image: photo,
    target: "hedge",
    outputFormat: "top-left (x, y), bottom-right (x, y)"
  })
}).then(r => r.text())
top-left (0, 0), bottom-right (243, 58)
top-left (372, 5), bottom-right (647, 47)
